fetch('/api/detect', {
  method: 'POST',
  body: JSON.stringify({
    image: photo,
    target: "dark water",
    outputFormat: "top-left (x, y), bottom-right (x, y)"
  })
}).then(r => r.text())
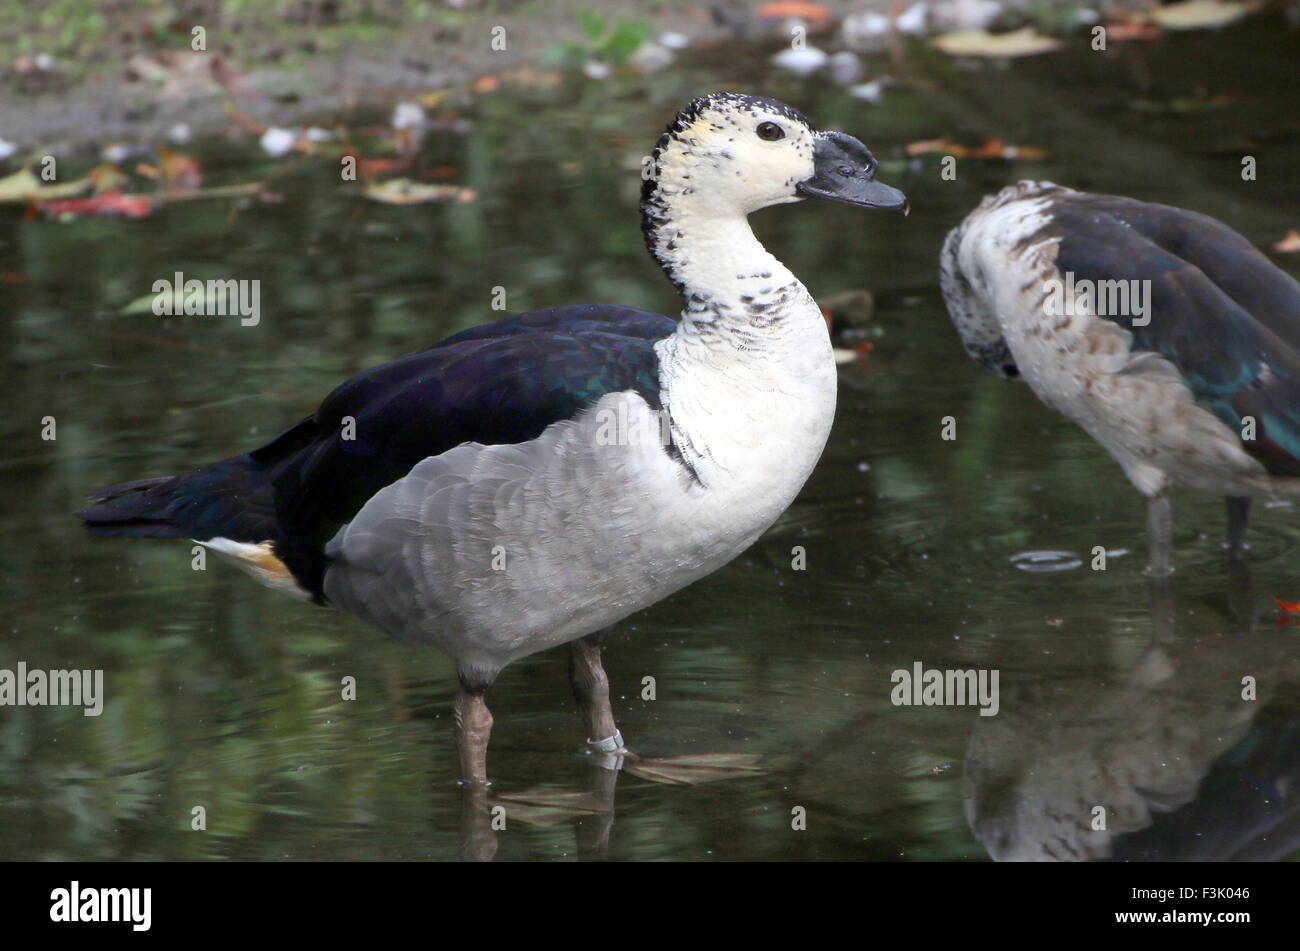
top-left (3, 16), bottom-right (1300, 861)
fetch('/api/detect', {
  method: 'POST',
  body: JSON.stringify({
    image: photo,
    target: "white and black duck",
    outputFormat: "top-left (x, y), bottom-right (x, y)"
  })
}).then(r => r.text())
top-left (78, 93), bottom-right (907, 786)
top-left (941, 181), bottom-right (1300, 575)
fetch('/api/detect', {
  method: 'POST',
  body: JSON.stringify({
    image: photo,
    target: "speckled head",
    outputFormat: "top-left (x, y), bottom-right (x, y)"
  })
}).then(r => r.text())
top-left (642, 92), bottom-right (907, 219)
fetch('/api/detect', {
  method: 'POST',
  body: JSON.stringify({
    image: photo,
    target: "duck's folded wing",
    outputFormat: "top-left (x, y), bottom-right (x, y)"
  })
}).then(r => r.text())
top-left (259, 305), bottom-right (675, 590)
top-left (1048, 195), bottom-right (1300, 476)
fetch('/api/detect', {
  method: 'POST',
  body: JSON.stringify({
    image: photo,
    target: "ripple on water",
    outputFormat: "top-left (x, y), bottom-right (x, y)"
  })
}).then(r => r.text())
top-left (1009, 550), bottom-right (1084, 573)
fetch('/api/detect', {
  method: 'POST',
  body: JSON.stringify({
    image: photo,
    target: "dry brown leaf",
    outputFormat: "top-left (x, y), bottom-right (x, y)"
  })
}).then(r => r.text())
top-left (757, 1), bottom-right (833, 23)
top-left (1146, 0), bottom-right (1250, 30)
top-left (905, 138), bottom-right (1046, 160)
top-left (931, 27), bottom-right (1062, 58)
top-left (1104, 21), bottom-right (1164, 41)
top-left (362, 179), bottom-right (477, 205)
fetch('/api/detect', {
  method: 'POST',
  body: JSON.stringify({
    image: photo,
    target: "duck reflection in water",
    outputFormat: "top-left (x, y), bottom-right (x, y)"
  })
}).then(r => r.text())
top-left (963, 570), bottom-right (1300, 862)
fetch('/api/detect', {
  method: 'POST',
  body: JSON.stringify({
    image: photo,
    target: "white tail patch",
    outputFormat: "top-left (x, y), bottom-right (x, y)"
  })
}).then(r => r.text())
top-left (197, 538), bottom-right (312, 600)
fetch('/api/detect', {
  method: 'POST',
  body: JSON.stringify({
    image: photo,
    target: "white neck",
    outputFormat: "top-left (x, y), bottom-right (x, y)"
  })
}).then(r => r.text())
top-left (643, 183), bottom-right (837, 495)
top-left (643, 178), bottom-right (818, 337)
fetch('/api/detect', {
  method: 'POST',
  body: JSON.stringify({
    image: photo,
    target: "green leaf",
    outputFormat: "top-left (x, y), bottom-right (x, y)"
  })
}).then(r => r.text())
top-left (601, 22), bottom-right (652, 63)
top-left (575, 10), bottom-right (605, 42)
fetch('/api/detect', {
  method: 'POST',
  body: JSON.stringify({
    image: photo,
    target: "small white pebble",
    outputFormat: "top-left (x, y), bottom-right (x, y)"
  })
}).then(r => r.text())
top-left (848, 80), bottom-right (886, 103)
top-left (896, 2), bottom-right (929, 35)
top-left (259, 126), bottom-right (297, 157)
top-left (772, 47), bottom-right (828, 77)
top-left (391, 102), bottom-right (425, 130)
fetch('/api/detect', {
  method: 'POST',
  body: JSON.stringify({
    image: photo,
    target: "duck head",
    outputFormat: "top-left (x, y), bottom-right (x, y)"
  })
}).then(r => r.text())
top-left (643, 92), bottom-right (907, 218)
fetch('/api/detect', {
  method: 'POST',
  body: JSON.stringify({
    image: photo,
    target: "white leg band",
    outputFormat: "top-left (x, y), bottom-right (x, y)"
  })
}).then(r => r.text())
top-left (587, 730), bottom-right (624, 754)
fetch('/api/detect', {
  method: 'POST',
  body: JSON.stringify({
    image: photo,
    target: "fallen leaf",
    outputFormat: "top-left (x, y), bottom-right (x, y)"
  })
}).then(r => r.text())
top-left (137, 149), bottom-right (202, 193)
top-left (33, 192), bottom-right (154, 220)
top-left (344, 154), bottom-right (415, 181)
top-left (1146, 0), bottom-right (1250, 31)
top-left (88, 163), bottom-right (129, 194)
top-left (361, 179), bottom-right (477, 205)
top-left (156, 182), bottom-right (268, 204)
top-left (157, 148), bottom-right (203, 192)
top-left (1274, 597), bottom-right (1300, 613)
top-left (1272, 230), bottom-right (1300, 253)
top-left (757, 1), bottom-right (833, 23)
top-left (931, 27), bottom-right (1063, 58)
top-left (905, 138), bottom-right (965, 157)
top-left (968, 138), bottom-right (1048, 160)
top-left (0, 167), bottom-right (91, 202)
top-left (498, 67), bottom-right (564, 89)
top-left (125, 51), bottom-right (221, 99)
top-left (1104, 21), bottom-right (1163, 41)
top-left (905, 138), bottom-right (1046, 160)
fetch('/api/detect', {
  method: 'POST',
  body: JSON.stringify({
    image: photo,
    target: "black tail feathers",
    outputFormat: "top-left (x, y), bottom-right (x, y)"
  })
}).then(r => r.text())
top-left (76, 475), bottom-right (191, 538)
top-left (76, 455), bottom-right (280, 544)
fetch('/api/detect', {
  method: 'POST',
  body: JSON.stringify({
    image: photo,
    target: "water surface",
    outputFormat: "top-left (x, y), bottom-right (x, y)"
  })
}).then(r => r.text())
top-left (3, 16), bottom-right (1300, 860)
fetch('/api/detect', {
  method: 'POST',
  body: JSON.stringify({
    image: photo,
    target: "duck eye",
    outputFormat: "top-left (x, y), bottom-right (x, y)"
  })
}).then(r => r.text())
top-left (756, 121), bottom-right (785, 142)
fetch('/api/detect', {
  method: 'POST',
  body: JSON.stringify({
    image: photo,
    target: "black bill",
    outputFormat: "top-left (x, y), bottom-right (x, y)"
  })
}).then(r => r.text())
top-left (796, 131), bottom-right (909, 213)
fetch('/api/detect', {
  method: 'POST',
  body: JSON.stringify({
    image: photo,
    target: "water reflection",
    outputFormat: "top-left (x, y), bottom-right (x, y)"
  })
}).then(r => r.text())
top-left (964, 570), bottom-right (1300, 862)
top-left (459, 754), bottom-right (621, 862)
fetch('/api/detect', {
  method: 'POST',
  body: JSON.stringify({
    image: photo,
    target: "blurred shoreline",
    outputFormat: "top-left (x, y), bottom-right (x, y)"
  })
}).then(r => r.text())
top-left (0, 0), bottom-right (1161, 150)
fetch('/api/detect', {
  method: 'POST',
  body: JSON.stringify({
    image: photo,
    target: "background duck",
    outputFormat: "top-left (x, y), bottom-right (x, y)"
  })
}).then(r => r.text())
top-left (76, 92), bottom-right (906, 788)
top-left (941, 181), bottom-right (1300, 575)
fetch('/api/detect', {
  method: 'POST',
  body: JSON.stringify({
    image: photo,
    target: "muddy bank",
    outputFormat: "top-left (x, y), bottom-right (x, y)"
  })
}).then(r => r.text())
top-left (0, 0), bottom-right (1159, 152)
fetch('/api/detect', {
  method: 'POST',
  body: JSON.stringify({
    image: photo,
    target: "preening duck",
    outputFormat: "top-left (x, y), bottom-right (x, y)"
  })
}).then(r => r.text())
top-left (78, 93), bottom-right (906, 786)
top-left (941, 181), bottom-right (1300, 575)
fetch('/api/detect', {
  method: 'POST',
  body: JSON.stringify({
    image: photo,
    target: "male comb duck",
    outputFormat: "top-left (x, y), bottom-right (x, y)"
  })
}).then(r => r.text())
top-left (78, 93), bottom-right (907, 787)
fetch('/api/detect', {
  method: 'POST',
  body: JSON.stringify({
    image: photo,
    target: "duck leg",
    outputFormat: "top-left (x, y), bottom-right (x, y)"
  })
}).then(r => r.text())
top-left (486, 636), bottom-right (624, 820)
top-left (501, 634), bottom-right (763, 798)
top-left (569, 633), bottom-right (625, 755)
top-left (1144, 493), bottom-right (1174, 577)
top-left (453, 681), bottom-right (494, 787)
top-left (568, 633), bottom-right (764, 785)
top-left (1224, 496), bottom-right (1251, 559)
